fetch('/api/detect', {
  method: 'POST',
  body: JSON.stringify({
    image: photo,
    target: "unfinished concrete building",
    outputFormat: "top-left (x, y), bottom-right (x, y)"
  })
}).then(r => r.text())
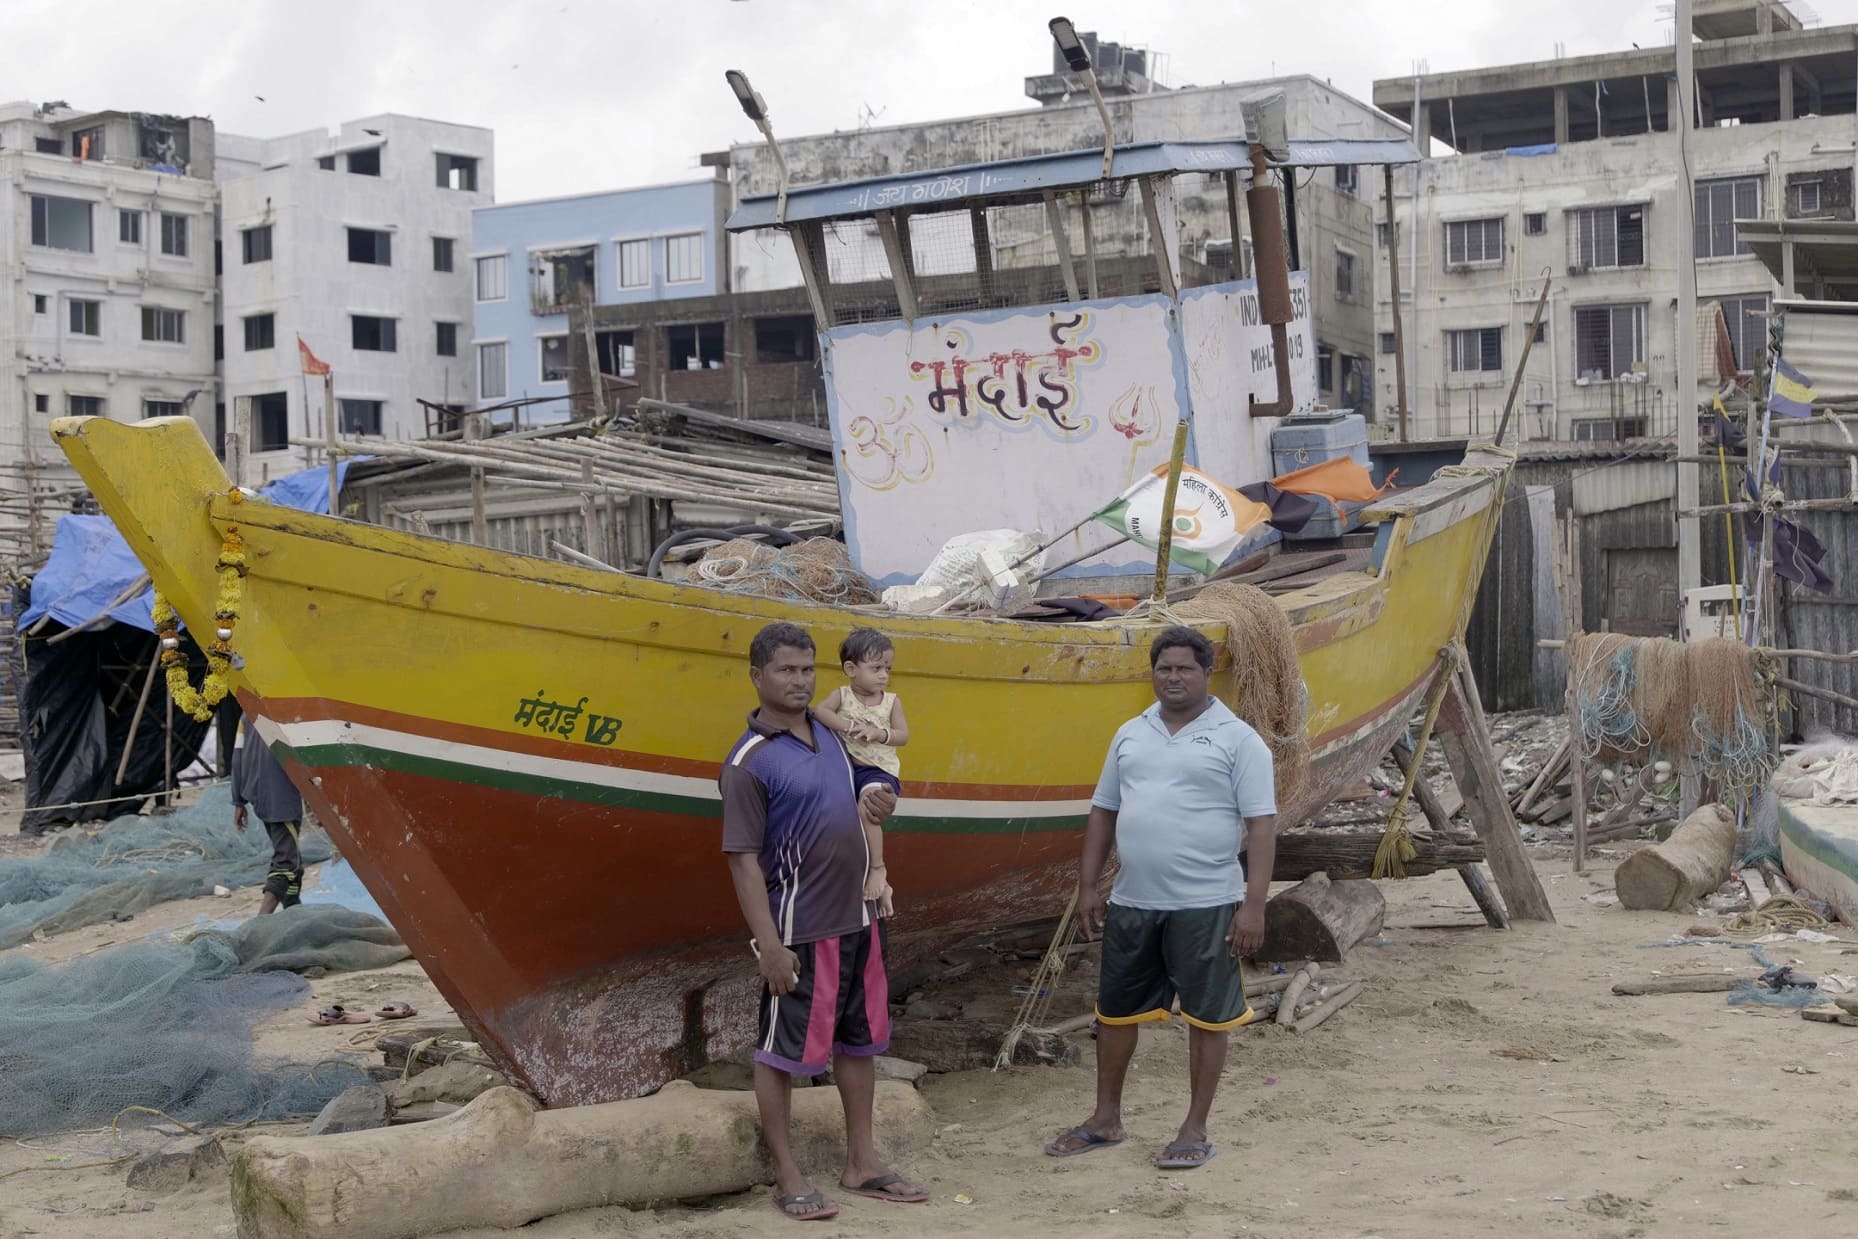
top-left (1371, 0), bottom-right (1857, 442)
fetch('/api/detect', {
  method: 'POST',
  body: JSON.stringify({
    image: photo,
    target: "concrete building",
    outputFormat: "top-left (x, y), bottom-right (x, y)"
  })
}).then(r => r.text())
top-left (719, 67), bottom-right (1408, 422)
top-left (216, 115), bottom-right (493, 480)
top-left (1, 101), bottom-right (218, 538)
top-left (1370, 1), bottom-right (1858, 442)
top-left (469, 178), bottom-right (728, 425)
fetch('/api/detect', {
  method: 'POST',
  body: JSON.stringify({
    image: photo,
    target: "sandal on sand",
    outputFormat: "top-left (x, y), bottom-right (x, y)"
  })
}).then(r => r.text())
top-left (308, 1004), bottom-right (371, 1026)
top-left (1045, 1127), bottom-right (1124, 1157)
top-left (1155, 1140), bottom-right (1217, 1170)
top-left (841, 1173), bottom-right (927, 1203)
top-left (376, 1002), bottom-right (418, 1020)
top-left (772, 1189), bottom-right (838, 1221)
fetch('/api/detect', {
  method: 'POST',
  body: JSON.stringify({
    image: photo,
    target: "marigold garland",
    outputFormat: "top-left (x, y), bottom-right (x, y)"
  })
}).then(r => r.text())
top-left (153, 488), bottom-right (248, 722)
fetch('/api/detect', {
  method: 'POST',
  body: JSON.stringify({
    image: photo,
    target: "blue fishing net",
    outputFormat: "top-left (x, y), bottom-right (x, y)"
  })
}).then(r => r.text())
top-left (0, 785), bottom-right (333, 949)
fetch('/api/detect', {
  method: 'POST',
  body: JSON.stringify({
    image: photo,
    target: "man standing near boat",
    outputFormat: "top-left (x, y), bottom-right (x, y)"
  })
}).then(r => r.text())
top-left (722, 621), bottom-right (926, 1221)
top-left (1047, 626), bottom-right (1278, 1170)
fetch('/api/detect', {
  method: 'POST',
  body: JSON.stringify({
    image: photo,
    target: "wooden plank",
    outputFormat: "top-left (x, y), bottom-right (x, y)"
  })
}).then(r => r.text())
top-left (1435, 660), bottom-right (1557, 923)
top-left (1738, 867), bottom-right (1774, 908)
top-left (1612, 974), bottom-right (1744, 996)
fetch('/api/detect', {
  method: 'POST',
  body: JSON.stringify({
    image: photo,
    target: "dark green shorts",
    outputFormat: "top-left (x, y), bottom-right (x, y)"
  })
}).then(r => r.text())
top-left (1095, 902), bottom-right (1255, 1031)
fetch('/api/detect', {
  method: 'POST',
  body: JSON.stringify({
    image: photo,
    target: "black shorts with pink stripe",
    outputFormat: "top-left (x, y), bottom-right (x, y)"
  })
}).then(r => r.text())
top-left (756, 920), bottom-right (891, 1077)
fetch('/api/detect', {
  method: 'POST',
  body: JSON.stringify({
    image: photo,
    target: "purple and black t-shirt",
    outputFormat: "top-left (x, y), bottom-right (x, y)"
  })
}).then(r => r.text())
top-left (720, 710), bottom-right (871, 946)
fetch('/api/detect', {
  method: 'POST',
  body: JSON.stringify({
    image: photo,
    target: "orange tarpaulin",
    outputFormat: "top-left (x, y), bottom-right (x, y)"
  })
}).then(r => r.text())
top-left (1269, 457), bottom-right (1397, 513)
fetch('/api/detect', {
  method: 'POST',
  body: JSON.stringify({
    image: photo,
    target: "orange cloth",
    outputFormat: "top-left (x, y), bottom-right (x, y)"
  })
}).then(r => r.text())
top-left (1270, 457), bottom-right (1395, 508)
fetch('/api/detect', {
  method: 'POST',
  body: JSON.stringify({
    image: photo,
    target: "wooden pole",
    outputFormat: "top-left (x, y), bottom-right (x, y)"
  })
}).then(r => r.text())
top-left (1392, 736), bottom-right (1509, 928)
top-left (115, 644), bottom-right (162, 787)
top-left (1151, 419), bottom-right (1191, 603)
top-left (1562, 516), bottom-right (1589, 873)
top-left (325, 371), bottom-right (339, 516)
top-left (163, 679), bottom-right (173, 808)
top-left (1494, 275), bottom-right (1552, 448)
top-left (579, 460), bottom-right (604, 563)
top-left (464, 413), bottom-right (489, 546)
top-left (1384, 165), bottom-right (1408, 442)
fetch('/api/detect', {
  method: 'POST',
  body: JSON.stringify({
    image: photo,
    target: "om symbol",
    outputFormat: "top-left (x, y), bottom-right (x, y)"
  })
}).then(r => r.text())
top-left (842, 397), bottom-right (933, 492)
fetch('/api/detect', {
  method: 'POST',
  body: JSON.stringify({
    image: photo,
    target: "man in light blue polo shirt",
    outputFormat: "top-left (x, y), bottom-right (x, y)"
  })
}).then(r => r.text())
top-left (1045, 625), bottom-right (1278, 1171)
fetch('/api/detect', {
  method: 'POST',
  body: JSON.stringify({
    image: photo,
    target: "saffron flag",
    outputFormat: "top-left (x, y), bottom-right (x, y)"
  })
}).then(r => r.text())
top-left (1266, 456), bottom-right (1396, 514)
top-left (297, 335), bottom-right (332, 377)
top-left (1770, 358), bottom-right (1815, 418)
top-left (1093, 465), bottom-right (1272, 575)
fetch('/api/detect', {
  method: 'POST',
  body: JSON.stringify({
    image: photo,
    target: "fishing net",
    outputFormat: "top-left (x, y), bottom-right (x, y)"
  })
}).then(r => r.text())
top-left (1173, 582), bottom-right (1311, 807)
top-left (0, 785), bottom-right (334, 949)
top-left (0, 924), bottom-right (377, 1137)
top-left (1569, 634), bottom-right (1778, 798)
top-left (694, 537), bottom-right (878, 606)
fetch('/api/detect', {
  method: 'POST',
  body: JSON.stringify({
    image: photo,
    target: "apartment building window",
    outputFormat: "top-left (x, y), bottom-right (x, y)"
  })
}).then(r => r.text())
top-left (351, 315), bottom-right (397, 352)
top-left (1534, 321), bottom-right (1548, 343)
top-left (1572, 417), bottom-right (1647, 442)
top-left (1379, 332), bottom-right (1396, 355)
top-left (1573, 303), bottom-right (1646, 380)
top-left (1567, 205), bottom-right (1645, 270)
top-left (71, 126), bottom-right (105, 158)
top-left (348, 228), bottom-right (392, 265)
top-left (141, 307), bottom-right (186, 344)
top-left (143, 399), bottom-right (184, 419)
top-left (433, 236), bottom-right (455, 272)
top-left (1334, 248), bottom-right (1357, 301)
top-left (1717, 293), bottom-right (1769, 373)
top-left (215, 324), bottom-right (224, 360)
top-left (1695, 175), bottom-right (1762, 260)
top-left (436, 321), bottom-right (458, 357)
top-left (339, 399), bottom-right (383, 435)
top-left (533, 246), bottom-right (596, 313)
top-left (1444, 217), bottom-right (1503, 267)
top-left (436, 153), bottom-right (479, 191)
top-left (1524, 212), bottom-right (1547, 236)
top-left (347, 147), bottom-right (382, 176)
top-left (242, 225), bottom-right (273, 264)
top-left (34, 137), bottom-right (61, 154)
top-left (243, 313), bottom-right (276, 351)
top-left (317, 155), bottom-right (335, 171)
top-left (1446, 327), bottom-right (1503, 373)
top-left (30, 194), bottom-right (92, 251)
top-left (664, 233), bottom-right (705, 284)
top-left (119, 210), bottom-right (142, 245)
top-left (159, 212), bottom-right (189, 257)
top-left (1317, 344), bottom-right (1335, 393)
top-left (255, 392), bottom-right (290, 451)
top-left (34, 394), bottom-right (49, 412)
top-left (69, 300), bottom-right (100, 336)
top-left (475, 254), bottom-right (508, 301)
top-left (618, 239), bottom-right (650, 288)
top-left (540, 335), bottom-right (571, 383)
top-left (33, 294), bottom-right (48, 315)
top-left (478, 341), bottom-right (508, 399)
top-left (1375, 223), bottom-right (1389, 249)
top-left (1334, 164), bottom-right (1358, 197)
top-left (1796, 180), bottom-right (1824, 216)
top-left (68, 395), bottom-right (105, 416)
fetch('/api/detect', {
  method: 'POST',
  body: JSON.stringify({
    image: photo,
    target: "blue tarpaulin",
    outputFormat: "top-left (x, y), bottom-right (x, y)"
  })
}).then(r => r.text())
top-left (20, 460), bottom-right (358, 635)
top-left (1505, 143), bottom-right (1558, 157)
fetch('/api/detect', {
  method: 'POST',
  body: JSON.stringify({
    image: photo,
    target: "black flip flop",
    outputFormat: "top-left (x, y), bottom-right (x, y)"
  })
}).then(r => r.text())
top-left (841, 1172), bottom-right (927, 1203)
top-left (1155, 1140), bottom-right (1217, 1170)
top-left (772, 1189), bottom-right (839, 1221)
top-left (1045, 1127), bottom-right (1124, 1157)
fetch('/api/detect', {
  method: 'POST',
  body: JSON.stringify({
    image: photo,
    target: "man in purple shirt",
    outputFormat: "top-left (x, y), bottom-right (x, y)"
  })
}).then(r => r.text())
top-left (722, 621), bottom-right (926, 1221)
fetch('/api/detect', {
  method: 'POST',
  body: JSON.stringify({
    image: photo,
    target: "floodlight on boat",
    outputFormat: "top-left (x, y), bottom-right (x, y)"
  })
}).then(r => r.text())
top-left (1048, 17), bottom-right (1091, 72)
top-left (1047, 17), bottom-right (1113, 180)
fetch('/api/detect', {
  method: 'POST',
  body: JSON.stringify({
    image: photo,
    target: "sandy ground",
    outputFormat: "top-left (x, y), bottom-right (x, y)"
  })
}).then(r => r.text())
top-left (4, 834), bottom-right (1857, 1239)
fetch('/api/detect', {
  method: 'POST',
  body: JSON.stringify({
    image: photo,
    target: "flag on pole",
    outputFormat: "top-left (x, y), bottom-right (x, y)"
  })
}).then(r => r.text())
top-left (1769, 358), bottom-right (1816, 418)
top-left (1711, 394), bottom-right (1745, 450)
top-left (1093, 464), bottom-right (1272, 575)
top-left (297, 335), bottom-right (332, 377)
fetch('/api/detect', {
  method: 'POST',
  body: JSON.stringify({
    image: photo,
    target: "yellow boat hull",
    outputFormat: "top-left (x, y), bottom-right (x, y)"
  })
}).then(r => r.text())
top-left (54, 416), bottom-right (1505, 1103)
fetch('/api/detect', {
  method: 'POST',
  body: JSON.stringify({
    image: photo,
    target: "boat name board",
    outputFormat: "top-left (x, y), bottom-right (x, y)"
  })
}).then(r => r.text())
top-left (514, 690), bottom-right (623, 746)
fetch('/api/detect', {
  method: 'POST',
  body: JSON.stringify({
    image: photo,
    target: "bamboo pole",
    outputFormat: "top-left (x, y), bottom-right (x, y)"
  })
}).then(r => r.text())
top-left (1682, 496), bottom-right (1858, 517)
top-left (44, 573), bottom-right (151, 645)
top-left (1780, 677), bottom-right (1858, 712)
top-left (115, 644), bottom-right (162, 787)
top-left (1151, 420), bottom-right (1191, 603)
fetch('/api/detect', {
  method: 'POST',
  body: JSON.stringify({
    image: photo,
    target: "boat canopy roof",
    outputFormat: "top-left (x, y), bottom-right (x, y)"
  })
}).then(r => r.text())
top-left (726, 137), bottom-right (1420, 232)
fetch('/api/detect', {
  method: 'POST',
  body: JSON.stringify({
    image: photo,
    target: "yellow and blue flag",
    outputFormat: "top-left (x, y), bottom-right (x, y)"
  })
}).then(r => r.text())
top-left (1770, 358), bottom-right (1816, 418)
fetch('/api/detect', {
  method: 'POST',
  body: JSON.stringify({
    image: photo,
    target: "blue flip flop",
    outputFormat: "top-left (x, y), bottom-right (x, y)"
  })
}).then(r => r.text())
top-left (1156, 1140), bottom-right (1217, 1170)
top-left (1045, 1127), bottom-right (1124, 1157)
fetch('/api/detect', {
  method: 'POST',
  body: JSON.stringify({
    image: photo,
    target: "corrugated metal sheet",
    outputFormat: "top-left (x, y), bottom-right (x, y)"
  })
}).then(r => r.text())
top-left (1779, 305), bottom-right (1858, 402)
top-left (1771, 457), bottom-right (1858, 736)
top-left (1571, 459), bottom-right (1674, 517)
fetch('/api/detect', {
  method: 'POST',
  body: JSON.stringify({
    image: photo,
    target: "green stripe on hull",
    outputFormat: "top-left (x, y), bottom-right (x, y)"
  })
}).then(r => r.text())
top-left (283, 741), bottom-right (1084, 835)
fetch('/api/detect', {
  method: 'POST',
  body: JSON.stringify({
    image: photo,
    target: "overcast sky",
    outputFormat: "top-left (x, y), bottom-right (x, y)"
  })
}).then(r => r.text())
top-left (5, 0), bottom-right (1856, 201)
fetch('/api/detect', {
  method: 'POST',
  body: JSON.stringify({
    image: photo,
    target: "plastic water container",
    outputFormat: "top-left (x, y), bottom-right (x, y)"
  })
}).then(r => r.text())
top-left (1270, 412), bottom-right (1371, 541)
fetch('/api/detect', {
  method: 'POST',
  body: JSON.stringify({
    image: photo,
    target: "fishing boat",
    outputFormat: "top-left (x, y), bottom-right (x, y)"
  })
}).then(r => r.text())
top-left (53, 120), bottom-right (1509, 1105)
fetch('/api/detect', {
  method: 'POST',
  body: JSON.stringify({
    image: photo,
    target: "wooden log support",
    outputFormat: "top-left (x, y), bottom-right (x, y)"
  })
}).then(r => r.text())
top-left (1269, 829), bottom-right (1486, 883)
top-left (1256, 872), bottom-right (1386, 963)
top-left (1615, 804), bottom-right (1736, 912)
top-left (232, 1081), bottom-right (932, 1239)
top-left (1435, 660), bottom-right (1557, 923)
top-left (1393, 737), bottom-right (1508, 928)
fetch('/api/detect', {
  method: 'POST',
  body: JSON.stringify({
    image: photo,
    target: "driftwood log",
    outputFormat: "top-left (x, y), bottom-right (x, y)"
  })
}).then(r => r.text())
top-left (1256, 872), bottom-right (1386, 963)
top-left (1611, 974), bottom-right (1745, 996)
top-left (1614, 804), bottom-right (1735, 912)
top-left (231, 1081), bottom-right (932, 1239)
top-left (1271, 830), bottom-right (1485, 882)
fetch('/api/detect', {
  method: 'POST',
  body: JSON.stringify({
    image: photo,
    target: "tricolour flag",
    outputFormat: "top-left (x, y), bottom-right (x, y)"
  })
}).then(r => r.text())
top-left (1093, 464), bottom-right (1272, 575)
top-left (297, 335), bottom-right (332, 377)
top-left (1770, 357), bottom-right (1815, 418)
